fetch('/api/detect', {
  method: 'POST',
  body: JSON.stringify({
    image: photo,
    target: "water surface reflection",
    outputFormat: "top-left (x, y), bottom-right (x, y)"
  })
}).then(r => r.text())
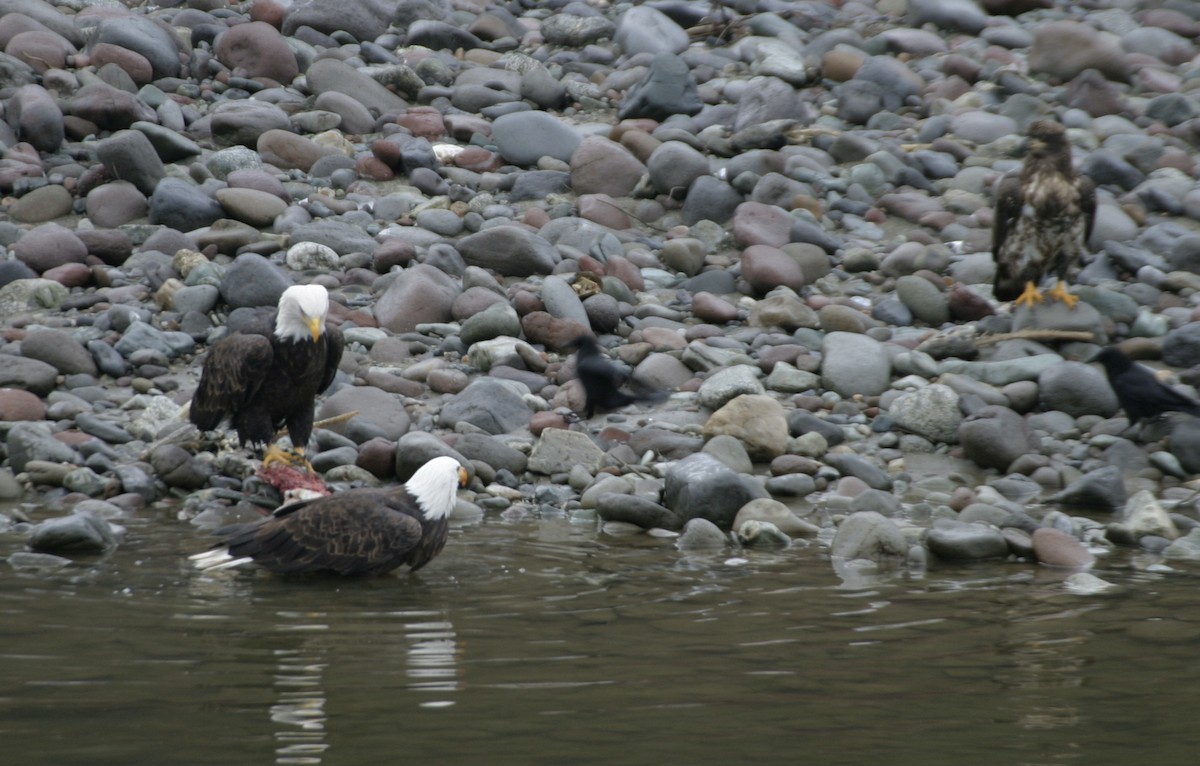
top-left (1, 514), bottom-right (1198, 765)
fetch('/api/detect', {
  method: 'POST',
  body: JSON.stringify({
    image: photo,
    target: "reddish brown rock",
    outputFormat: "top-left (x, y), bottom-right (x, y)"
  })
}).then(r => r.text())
top-left (6, 30), bottom-right (75, 73)
top-left (0, 388), bottom-right (46, 421)
top-left (13, 223), bottom-right (88, 273)
top-left (692, 291), bottom-right (739, 324)
top-left (42, 262), bottom-right (91, 288)
top-left (1032, 527), bottom-right (1095, 569)
top-left (731, 200), bottom-right (793, 248)
top-left (215, 21), bottom-right (298, 84)
top-left (741, 243), bottom-right (805, 295)
top-left (521, 311), bottom-right (589, 351)
top-left (89, 42), bottom-right (153, 85)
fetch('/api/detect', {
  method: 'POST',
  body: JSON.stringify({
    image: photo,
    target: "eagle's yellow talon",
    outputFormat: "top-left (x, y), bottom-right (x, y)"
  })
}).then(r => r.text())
top-left (1012, 281), bottom-right (1044, 309)
top-left (1047, 280), bottom-right (1078, 309)
top-left (261, 444), bottom-right (293, 470)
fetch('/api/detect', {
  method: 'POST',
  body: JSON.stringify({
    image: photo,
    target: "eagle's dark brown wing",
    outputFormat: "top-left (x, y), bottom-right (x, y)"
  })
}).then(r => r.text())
top-left (224, 488), bottom-right (426, 576)
top-left (190, 333), bottom-right (274, 432)
top-left (1078, 175), bottom-right (1096, 244)
top-left (318, 324), bottom-right (344, 393)
top-left (991, 172), bottom-right (1026, 301)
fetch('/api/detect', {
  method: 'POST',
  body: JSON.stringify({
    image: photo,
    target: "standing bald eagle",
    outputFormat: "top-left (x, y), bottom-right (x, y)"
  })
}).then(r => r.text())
top-left (993, 120), bottom-right (1096, 309)
top-left (190, 456), bottom-right (469, 576)
top-left (190, 284), bottom-right (344, 468)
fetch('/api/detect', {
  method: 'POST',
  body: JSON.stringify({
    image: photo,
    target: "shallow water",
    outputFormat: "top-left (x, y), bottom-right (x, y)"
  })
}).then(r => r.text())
top-left (2, 507), bottom-right (1197, 766)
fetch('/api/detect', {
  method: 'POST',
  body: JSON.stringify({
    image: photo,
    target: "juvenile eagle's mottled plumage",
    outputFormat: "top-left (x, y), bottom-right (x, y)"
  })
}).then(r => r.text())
top-left (993, 120), bottom-right (1096, 309)
top-left (189, 284), bottom-right (344, 459)
top-left (191, 456), bottom-right (470, 576)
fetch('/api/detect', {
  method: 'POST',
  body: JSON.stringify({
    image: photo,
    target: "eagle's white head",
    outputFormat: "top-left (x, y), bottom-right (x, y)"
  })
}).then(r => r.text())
top-left (275, 284), bottom-right (330, 343)
top-left (405, 456), bottom-right (469, 521)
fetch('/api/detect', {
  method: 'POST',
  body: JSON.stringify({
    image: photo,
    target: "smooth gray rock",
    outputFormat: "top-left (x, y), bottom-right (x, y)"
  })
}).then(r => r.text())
top-left (925, 519), bottom-right (1009, 561)
top-left (439, 378), bottom-right (532, 435)
top-left (830, 511), bottom-right (908, 561)
top-left (663, 452), bottom-right (760, 529)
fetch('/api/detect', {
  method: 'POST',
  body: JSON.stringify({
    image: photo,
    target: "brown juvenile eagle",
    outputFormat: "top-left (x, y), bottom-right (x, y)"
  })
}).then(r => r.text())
top-left (992, 119), bottom-right (1096, 309)
top-left (189, 284), bottom-right (344, 470)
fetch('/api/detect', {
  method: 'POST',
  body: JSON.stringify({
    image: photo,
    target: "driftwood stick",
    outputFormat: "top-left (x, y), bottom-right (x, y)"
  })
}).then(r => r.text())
top-left (974, 329), bottom-right (1097, 347)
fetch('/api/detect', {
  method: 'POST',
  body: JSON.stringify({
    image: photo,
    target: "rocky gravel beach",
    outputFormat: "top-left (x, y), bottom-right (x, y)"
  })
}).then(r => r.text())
top-left (4, 0), bottom-right (1200, 580)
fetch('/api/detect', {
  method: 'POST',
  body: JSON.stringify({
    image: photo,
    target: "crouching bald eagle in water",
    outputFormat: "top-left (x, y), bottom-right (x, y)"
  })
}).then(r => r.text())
top-left (191, 456), bottom-right (470, 576)
top-left (189, 284), bottom-right (344, 469)
top-left (993, 119), bottom-right (1096, 309)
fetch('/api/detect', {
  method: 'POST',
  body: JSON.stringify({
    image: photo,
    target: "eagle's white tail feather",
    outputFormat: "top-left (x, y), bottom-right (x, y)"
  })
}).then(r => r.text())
top-left (190, 548), bottom-right (253, 571)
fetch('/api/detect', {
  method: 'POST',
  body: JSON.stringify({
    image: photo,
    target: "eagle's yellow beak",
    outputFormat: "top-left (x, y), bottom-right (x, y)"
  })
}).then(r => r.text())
top-left (305, 316), bottom-right (322, 342)
top-left (457, 466), bottom-right (469, 488)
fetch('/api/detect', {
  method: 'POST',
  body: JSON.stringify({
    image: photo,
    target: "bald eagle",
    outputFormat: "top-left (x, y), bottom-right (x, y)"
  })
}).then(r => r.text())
top-left (190, 284), bottom-right (344, 468)
top-left (190, 456), bottom-right (469, 576)
top-left (993, 119), bottom-right (1096, 309)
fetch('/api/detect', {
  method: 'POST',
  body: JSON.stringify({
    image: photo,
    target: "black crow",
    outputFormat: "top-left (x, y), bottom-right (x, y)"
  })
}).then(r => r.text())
top-left (569, 335), bottom-right (666, 418)
top-left (1093, 347), bottom-right (1200, 424)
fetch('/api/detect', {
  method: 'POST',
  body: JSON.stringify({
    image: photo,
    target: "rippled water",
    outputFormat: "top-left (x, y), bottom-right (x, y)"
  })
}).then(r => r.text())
top-left (2, 506), bottom-right (1197, 766)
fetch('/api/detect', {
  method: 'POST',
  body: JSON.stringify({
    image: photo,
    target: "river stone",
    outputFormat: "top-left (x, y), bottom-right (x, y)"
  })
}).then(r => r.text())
top-left (733, 498), bottom-right (819, 537)
top-left (1162, 528), bottom-right (1200, 561)
top-left (492, 110), bottom-right (583, 166)
top-left (218, 253), bottom-right (291, 309)
top-left (149, 178), bottom-right (224, 232)
top-left (456, 226), bottom-right (559, 276)
top-left (664, 452), bottom-right (760, 530)
top-left (97, 129), bottom-right (166, 196)
top-left (440, 378), bottom-right (532, 435)
top-left (29, 510), bottom-right (119, 553)
top-left (1109, 490), bottom-right (1179, 544)
top-left (618, 52), bottom-right (702, 121)
top-left (1038, 361), bottom-right (1119, 418)
top-left (394, 432), bottom-right (469, 482)
top-left (925, 519), bottom-right (1010, 561)
top-left (821, 331), bottom-right (890, 397)
top-left (452, 432), bottom-right (528, 476)
top-left (595, 493), bottom-right (679, 531)
top-left (317, 385), bottom-right (410, 442)
top-left (737, 520), bottom-right (793, 548)
top-left (6, 422), bottom-right (81, 473)
top-left (888, 383), bottom-right (962, 443)
top-left (0, 388), bottom-right (45, 421)
top-left (149, 443), bottom-right (214, 490)
top-left (957, 405), bottom-right (1038, 472)
top-left (830, 511), bottom-right (908, 561)
top-left (675, 517), bottom-right (729, 548)
top-left (540, 274), bottom-right (590, 326)
top-left (698, 365), bottom-right (764, 410)
top-left (528, 427), bottom-right (605, 475)
top-left (1031, 527), bottom-right (1095, 569)
top-left (20, 327), bottom-right (97, 375)
top-left (1046, 465), bottom-right (1126, 510)
top-left (375, 263), bottom-right (459, 333)
top-left (702, 394), bottom-right (789, 460)
top-left (460, 302), bottom-right (521, 346)
top-left (12, 223), bottom-right (87, 274)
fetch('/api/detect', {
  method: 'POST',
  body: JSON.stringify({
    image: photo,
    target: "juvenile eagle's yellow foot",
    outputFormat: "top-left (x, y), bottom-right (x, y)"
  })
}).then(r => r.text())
top-left (1046, 280), bottom-right (1079, 309)
top-left (1012, 281), bottom-right (1044, 309)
